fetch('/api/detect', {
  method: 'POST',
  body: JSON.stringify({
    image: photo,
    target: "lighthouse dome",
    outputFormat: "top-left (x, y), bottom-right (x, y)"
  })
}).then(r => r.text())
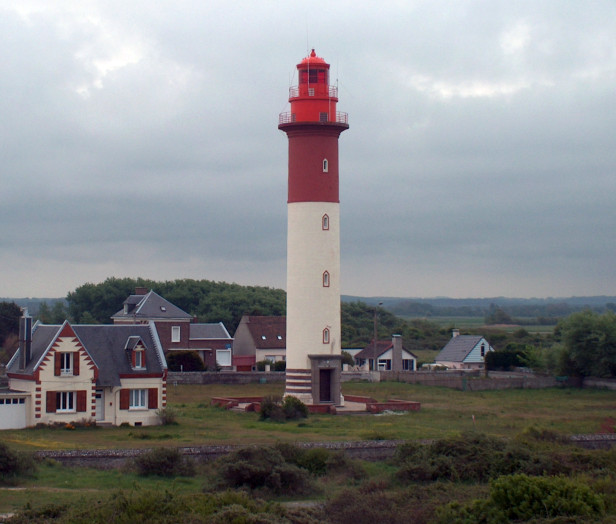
top-left (297, 49), bottom-right (330, 70)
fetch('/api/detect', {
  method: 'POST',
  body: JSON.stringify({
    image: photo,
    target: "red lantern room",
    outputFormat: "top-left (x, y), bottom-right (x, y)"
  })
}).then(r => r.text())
top-left (279, 49), bottom-right (348, 125)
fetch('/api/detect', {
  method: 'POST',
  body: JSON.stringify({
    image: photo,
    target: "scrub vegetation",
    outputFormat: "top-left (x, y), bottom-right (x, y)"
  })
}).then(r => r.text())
top-left (3, 430), bottom-right (616, 523)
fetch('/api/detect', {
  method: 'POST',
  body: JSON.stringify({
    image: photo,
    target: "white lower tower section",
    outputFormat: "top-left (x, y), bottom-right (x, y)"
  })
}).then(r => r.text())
top-left (286, 201), bottom-right (341, 404)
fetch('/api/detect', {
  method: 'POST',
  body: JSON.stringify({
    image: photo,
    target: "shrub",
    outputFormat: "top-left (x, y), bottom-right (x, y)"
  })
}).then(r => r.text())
top-left (133, 447), bottom-right (195, 477)
top-left (438, 474), bottom-right (605, 523)
top-left (166, 350), bottom-right (205, 372)
top-left (282, 395), bottom-right (308, 420)
top-left (0, 442), bottom-right (35, 484)
top-left (260, 395), bottom-right (308, 422)
top-left (215, 445), bottom-right (312, 495)
top-left (156, 407), bottom-right (178, 425)
top-left (259, 395), bottom-right (286, 422)
top-left (273, 360), bottom-right (286, 371)
top-left (491, 474), bottom-right (604, 520)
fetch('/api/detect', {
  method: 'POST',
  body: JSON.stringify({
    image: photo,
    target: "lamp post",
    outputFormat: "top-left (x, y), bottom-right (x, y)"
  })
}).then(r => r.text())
top-left (373, 302), bottom-right (383, 370)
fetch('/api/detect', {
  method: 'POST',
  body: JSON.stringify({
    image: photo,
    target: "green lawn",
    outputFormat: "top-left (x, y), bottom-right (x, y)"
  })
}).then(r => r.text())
top-left (2, 382), bottom-right (615, 452)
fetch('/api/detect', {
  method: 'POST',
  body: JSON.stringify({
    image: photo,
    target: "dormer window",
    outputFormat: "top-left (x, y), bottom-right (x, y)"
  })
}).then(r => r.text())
top-left (133, 349), bottom-right (145, 369)
top-left (123, 304), bottom-right (129, 314)
top-left (261, 335), bottom-right (267, 340)
top-left (277, 335), bottom-right (282, 340)
top-left (160, 306), bottom-right (167, 312)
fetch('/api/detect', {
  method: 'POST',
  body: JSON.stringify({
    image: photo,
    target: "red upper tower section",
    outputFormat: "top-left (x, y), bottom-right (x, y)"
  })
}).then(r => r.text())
top-left (279, 50), bottom-right (349, 204)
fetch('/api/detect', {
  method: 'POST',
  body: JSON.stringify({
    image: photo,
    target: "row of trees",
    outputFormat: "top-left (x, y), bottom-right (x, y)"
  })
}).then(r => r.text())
top-left (3, 277), bottom-right (616, 378)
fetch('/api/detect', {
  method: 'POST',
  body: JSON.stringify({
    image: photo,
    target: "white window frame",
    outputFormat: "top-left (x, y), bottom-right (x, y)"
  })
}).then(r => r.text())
top-left (216, 349), bottom-right (232, 367)
top-left (322, 214), bottom-right (329, 230)
top-left (322, 158), bottom-right (328, 172)
top-left (57, 391), bottom-right (75, 412)
top-left (134, 350), bottom-right (144, 369)
top-left (171, 326), bottom-right (180, 343)
top-left (129, 389), bottom-right (147, 410)
top-left (60, 353), bottom-right (73, 376)
top-left (323, 328), bottom-right (330, 344)
top-left (323, 271), bottom-right (330, 287)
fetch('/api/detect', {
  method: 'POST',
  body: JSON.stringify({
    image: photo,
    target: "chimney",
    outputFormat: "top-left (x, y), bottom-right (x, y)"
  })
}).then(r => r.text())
top-left (452, 329), bottom-right (460, 338)
top-left (135, 287), bottom-right (148, 295)
top-left (392, 334), bottom-right (402, 372)
top-left (19, 308), bottom-right (33, 370)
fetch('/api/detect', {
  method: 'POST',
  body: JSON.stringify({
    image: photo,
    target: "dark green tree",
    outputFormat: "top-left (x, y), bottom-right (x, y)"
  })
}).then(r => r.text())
top-left (0, 302), bottom-right (21, 347)
top-left (557, 310), bottom-right (616, 377)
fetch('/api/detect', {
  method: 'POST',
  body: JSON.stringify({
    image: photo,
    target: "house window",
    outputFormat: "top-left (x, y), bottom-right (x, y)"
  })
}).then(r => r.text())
top-left (322, 214), bottom-right (329, 230)
top-left (134, 350), bottom-right (144, 369)
top-left (319, 112), bottom-right (328, 122)
top-left (216, 349), bottom-right (232, 367)
top-left (323, 328), bottom-right (330, 344)
top-left (123, 304), bottom-right (128, 314)
top-left (171, 326), bottom-right (180, 343)
top-left (60, 353), bottom-right (72, 376)
top-left (57, 392), bottom-right (75, 412)
top-left (322, 271), bottom-right (330, 287)
top-left (129, 389), bottom-right (147, 409)
top-left (480, 344), bottom-right (485, 357)
top-left (322, 159), bottom-right (328, 172)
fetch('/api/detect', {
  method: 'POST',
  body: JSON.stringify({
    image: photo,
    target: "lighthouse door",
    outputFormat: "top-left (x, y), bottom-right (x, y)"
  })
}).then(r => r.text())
top-left (319, 369), bottom-right (332, 402)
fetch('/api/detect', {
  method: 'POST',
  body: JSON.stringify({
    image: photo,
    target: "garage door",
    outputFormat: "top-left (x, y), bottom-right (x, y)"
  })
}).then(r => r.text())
top-left (0, 397), bottom-right (27, 429)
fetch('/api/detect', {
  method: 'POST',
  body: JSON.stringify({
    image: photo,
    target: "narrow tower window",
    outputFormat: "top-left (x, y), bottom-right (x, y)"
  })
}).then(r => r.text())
top-left (322, 159), bottom-right (328, 172)
top-left (322, 271), bottom-right (330, 287)
top-left (323, 328), bottom-right (330, 344)
top-left (322, 214), bottom-right (329, 230)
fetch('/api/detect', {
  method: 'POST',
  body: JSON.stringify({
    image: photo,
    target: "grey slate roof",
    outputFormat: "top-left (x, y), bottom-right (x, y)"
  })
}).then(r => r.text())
top-left (435, 335), bottom-right (483, 363)
top-left (7, 322), bottom-right (166, 387)
top-left (189, 323), bottom-right (232, 340)
top-left (354, 340), bottom-right (417, 361)
top-left (111, 290), bottom-right (192, 321)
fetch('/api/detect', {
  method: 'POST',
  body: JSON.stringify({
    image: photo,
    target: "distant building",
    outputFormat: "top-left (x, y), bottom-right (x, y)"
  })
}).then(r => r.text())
top-left (434, 329), bottom-right (494, 370)
top-left (354, 335), bottom-right (417, 371)
top-left (112, 288), bottom-right (233, 369)
top-left (232, 316), bottom-right (286, 370)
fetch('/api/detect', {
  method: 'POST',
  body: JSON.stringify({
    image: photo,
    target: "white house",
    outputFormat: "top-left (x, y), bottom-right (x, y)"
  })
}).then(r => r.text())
top-left (434, 330), bottom-right (494, 370)
top-left (4, 313), bottom-right (167, 429)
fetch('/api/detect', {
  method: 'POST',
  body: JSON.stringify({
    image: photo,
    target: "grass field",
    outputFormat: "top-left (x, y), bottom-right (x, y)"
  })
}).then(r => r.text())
top-left (2, 382), bottom-right (616, 519)
top-left (2, 382), bottom-right (615, 452)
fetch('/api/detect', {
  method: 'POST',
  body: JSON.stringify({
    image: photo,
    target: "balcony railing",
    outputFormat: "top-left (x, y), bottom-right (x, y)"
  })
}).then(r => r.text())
top-left (288, 85), bottom-right (338, 99)
top-left (279, 111), bottom-right (349, 125)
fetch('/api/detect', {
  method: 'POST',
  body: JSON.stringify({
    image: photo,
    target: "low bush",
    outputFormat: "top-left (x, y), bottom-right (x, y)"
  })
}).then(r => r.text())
top-left (215, 445), bottom-right (312, 496)
top-left (166, 350), bottom-right (205, 372)
top-left (156, 406), bottom-right (178, 425)
top-left (260, 395), bottom-right (308, 422)
top-left (282, 395), bottom-right (308, 420)
top-left (0, 442), bottom-right (35, 484)
top-left (438, 473), bottom-right (605, 523)
top-left (133, 447), bottom-right (195, 477)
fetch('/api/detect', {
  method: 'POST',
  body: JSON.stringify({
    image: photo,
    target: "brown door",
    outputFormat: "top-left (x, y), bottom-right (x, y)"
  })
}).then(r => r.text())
top-left (319, 369), bottom-right (331, 402)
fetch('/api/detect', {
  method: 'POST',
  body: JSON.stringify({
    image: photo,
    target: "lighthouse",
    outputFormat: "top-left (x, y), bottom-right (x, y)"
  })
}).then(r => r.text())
top-left (279, 49), bottom-right (348, 406)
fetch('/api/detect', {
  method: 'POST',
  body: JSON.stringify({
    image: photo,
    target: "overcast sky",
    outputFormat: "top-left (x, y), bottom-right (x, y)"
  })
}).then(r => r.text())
top-left (1, 1), bottom-right (615, 299)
